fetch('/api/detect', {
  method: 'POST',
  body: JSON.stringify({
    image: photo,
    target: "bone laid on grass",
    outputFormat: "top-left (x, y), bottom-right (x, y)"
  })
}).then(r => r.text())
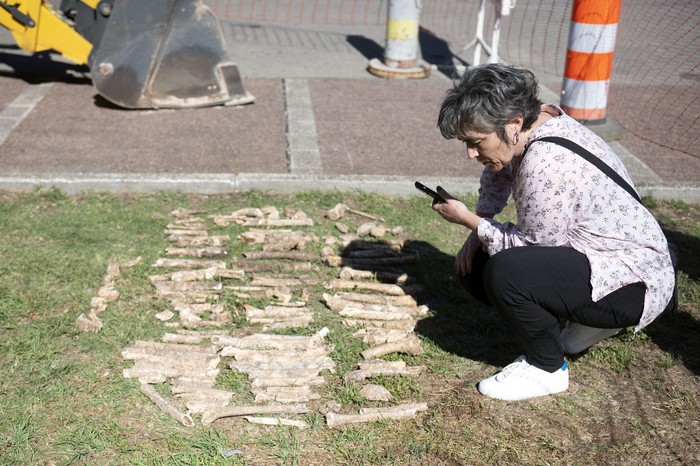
top-left (131, 340), bottom-right (219, 353)
top-left (324, 203), bottom-right (385, 222)
top-left (124, 363), bottom-right (219, 383)
top-left (230, 352), bottom-right (334, 366)
top-left (343, 364), bottom-right (425, 383)
top-left (251, 376), bottom-right (327, 388)
top-left (229, 357), bottom-right (335, 373)
top-left (250, 275), bottom-right (324, 287)
top-left (150, 268), bottom-right (223, 283)
top-left (230, 259), bottom-right (319, 273)
top-left (171, 382), bottom-right (232, 396)
top-left (201, 403), bottom-right (309, 425)
top-left (241, 368), bottom-right (323, 379)
top-left (222, 345), bottom-right (334, 360)
top-left (259, 318), bottom-right (314, 331)
top-left (122, 350), bottom-right (219, 368)
top-left (172, 320), bottom-right (229, 329)
top-left (253, 385), bottom-right (321, 403)
top-left (243, 251), bottom-right (319, 261)
top-left (339, 308), bottom-right (416, 321)
top-left (154, 280), bottom-right (222, 293)
top-left (238, 229), bottom-right (293, 243)
top-left (243, 416), bottom-right (309, 429)
top-left (151, 258), bottom-right (227, 269)
top-left (165, 247), bottom-right (227, 258)
top-left (324, 255), bottom-right (419, 268)
top-left (139, 384), bottom-right (194, 427)
top-left (212, 327), bottom-right (329, 350)
top-left (327, 292), bottom-right (417, 307)
top-left (172, 302), bottom-right (221, 317)
top-left (360, 334), bottom-right (423, 359)
top-left (342, 319), bottom-right (418, 331)
top-left (169, 235), bottom-right (229, 247)
top-left (244, 305), bottom-right (312, 319)
top-left (75, 312), bottom-right (102, 332)
top-left (326, 280), bottom-right (422, 296)
top-left (325, 403), bottom-right (428, 427)
top-left (166, 222), bottom-right (207, 231)
top-left (164, 228), bottom-right (209, 237)
top-left (186, 400), bottom-right (231, 413)
top-left (339, 267), bottom-right (414, 285)
top-left (240, 218), bottom-right (314, 227)
top-left (353, 327), bottom-right (414, 345)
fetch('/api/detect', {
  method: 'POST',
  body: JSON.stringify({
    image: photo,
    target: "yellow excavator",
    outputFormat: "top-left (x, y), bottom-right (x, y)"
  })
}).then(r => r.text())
top-left (0, 0), bottom-right (254, 109)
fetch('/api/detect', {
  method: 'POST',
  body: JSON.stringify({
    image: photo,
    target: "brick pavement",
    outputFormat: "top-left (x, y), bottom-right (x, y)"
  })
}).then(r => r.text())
top-left (0, 4), bottom-right (698, 201)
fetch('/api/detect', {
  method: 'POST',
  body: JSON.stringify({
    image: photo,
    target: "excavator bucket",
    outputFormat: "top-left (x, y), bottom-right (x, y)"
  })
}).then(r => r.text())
top-left (90, 0), bottom-right (254, 109)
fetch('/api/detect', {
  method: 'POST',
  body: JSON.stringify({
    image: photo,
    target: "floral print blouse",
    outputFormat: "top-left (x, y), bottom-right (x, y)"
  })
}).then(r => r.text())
top-left (475, 105), bottom-right (675, 330)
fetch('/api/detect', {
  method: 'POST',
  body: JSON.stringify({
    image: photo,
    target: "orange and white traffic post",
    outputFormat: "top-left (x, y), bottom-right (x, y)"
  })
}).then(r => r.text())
top-left (561, 0), bottom-right (621, 123)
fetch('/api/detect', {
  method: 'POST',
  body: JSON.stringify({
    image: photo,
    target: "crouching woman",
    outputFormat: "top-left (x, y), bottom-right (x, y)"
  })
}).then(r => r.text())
top-left (431, 63), bottom-right (676, 401)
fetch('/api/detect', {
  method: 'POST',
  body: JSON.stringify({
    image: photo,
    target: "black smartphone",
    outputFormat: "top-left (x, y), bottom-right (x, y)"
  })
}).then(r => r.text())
top-left (414, 181), bottom-right (446, 203)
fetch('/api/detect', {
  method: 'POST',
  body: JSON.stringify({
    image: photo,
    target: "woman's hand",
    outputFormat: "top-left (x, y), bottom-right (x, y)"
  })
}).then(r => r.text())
top-left (456, 231), bottom-right (483, 275)
top-left (432, 186), bottom-right (482, 231)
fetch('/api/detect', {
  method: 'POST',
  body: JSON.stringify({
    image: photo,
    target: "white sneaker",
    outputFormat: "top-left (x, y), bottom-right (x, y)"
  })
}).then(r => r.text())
top-left (478, 356), bottom-right (569, 401)
top-left (561, 322), bottom-right (622, 355)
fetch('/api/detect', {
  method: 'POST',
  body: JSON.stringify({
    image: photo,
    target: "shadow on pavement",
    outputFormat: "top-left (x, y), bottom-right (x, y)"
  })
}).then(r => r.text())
top-left (346, 35), bottom-right (383, 61)
top-left (0, 46), bottom-right (90, 84)
top-left (345, 30), bottom-right (466, 81)
top-left (419, 27), bottom-right (464, 81)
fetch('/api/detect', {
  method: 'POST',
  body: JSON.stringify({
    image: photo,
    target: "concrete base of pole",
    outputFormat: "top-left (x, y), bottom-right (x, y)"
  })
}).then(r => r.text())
top-left (367, 58), bottom-right (431, 79)
top-left (584, 116), bottom-right (624, 142)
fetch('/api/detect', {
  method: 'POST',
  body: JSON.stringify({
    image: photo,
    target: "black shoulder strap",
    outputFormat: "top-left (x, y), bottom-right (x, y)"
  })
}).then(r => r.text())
top-left (534, 136), bottom-right (642, 204)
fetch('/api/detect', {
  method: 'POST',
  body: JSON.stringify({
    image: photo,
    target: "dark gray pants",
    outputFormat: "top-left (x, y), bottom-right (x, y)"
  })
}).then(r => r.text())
top-left (462, 247), bottom-right (645, 372)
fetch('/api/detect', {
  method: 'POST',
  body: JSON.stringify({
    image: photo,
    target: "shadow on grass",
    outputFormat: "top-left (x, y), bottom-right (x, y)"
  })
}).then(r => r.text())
top-left (663, 226), bottom-right (700, 282)
top-left (403, 240), bottom-right (522, 369)
top-left (337, 231), bottom-right (700, 377)
top-left (645, 226), bottom-right (700, 376)
top-left (336, 238), bottom-right (521, 369)
top-left (409, 230), bottom-right (700, 377)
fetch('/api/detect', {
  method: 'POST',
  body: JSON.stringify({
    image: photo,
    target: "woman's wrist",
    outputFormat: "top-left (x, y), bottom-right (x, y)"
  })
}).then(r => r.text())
top-left (463, 211), bottom-right (483, 231)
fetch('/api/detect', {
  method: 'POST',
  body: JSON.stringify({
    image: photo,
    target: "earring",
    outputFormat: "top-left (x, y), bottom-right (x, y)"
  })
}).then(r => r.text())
top-left (512, 132), bottom-right (520, 145)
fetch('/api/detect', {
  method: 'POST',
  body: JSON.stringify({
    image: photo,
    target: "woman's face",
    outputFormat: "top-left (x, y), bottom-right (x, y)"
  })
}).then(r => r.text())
top-left (460, 129), bottom-right (514, 172)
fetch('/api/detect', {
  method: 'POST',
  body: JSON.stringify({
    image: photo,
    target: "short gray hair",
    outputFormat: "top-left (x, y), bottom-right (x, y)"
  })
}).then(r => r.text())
top-left (437, 64), bottom-right (542, 142)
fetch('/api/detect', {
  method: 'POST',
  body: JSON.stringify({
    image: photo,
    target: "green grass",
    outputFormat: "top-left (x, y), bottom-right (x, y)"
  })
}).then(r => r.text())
top-left (0, 188), bottom-right (698, 465)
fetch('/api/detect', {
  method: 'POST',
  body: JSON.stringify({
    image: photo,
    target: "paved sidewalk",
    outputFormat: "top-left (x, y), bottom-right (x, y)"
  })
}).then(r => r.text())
top-left (0, 19), bottom-right (698, 202)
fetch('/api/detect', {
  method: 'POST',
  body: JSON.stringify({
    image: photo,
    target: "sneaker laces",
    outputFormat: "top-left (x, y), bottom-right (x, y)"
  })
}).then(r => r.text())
top-left (495, 355), bottom-right (529, 381)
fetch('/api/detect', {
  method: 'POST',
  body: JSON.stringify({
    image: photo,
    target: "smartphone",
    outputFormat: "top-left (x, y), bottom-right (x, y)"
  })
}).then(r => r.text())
top-left (414, 181), bottom-right (446, 203)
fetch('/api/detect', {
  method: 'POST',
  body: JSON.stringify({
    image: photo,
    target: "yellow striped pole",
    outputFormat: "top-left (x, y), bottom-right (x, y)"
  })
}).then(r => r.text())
top-left (368, 0), bottom-right (430, 79)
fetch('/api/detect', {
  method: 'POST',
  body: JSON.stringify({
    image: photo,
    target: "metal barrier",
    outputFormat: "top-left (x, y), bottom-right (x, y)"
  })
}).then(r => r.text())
top-left (207, 0), bottom-right (700, 163)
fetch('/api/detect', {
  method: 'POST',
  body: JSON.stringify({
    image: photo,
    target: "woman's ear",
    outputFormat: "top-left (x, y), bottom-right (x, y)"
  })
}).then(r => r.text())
top-left (508, 114), bottom-right (524, 132)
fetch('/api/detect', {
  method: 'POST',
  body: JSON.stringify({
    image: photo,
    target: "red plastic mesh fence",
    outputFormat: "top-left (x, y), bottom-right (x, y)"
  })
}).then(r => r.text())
top-left (208, 0), bottom-right (700, 164)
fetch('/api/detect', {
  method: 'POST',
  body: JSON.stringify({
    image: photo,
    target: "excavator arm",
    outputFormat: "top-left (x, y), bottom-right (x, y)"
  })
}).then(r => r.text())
top-left (0, 0), bottom-right (92, 64)
top-left (0, 0), bottom-right (253, 109)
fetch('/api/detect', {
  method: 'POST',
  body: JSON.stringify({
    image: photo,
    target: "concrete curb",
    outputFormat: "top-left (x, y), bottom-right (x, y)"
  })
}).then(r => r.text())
top-left (1, 173), bottom-right (698, 203)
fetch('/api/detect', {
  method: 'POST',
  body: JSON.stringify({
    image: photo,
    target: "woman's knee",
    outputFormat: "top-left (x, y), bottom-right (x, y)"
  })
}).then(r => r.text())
top-left (482, 249), bottom-right (527, 298)
top-left (482, 247), bottom-right (589, 307)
